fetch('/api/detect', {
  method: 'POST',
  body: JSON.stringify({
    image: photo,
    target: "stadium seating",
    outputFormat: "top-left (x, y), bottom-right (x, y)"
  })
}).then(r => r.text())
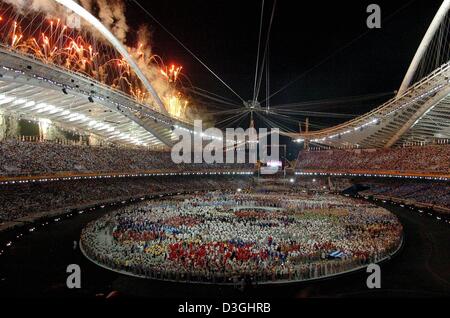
top-left (0, 176), bottom-right (253, 222)
top-left (360, 181), bottom-right (450, 213)
top-left (0, 139), bottom-right (253, 177)
top-left (296, 144), bottom-right (450, 175)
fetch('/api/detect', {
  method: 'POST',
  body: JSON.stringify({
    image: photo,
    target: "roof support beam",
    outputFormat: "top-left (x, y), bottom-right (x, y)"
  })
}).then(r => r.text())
top-left (117, 109), bottom-right (173, 147)
top-left (398, 0), bottom-right (450, 96)
top-left (385, 86), bottom-right (450, 147)
top-left (54, 0), bottom-right (169, 115)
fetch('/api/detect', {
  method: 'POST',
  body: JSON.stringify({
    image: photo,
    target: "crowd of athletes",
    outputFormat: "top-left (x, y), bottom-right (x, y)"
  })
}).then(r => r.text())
top-left (81, 192), bottom-right (403, 284)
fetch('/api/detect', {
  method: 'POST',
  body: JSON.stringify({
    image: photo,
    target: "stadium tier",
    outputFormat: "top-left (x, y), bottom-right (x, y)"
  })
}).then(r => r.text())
top-left (295, 144), bottom-right (450, 179)
top-left (0, 176), bottom-right (253, 224)
top-left (0, 139), bottom-right (254, 181)
top-left (359, 180), bottom-right (450, 214)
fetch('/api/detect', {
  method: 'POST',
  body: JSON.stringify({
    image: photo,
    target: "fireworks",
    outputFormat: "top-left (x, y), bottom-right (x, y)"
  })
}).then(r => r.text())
top-left (0, 2), bottom-right (191, 120)
top-left (167, 92), bottom-right (189, 118)
top-left (160, 64), bottom-right (183, 83)
top-left (3, 16), bottom-right (140, 96)
top-left (160, 64), bottom-right (189, 118)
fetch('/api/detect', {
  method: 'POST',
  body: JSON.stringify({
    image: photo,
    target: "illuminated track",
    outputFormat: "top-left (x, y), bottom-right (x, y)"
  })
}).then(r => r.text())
top-left (0, 169), bottom-right (255, 185)
top-left (295, 169), bottom-right (450, 181)
top-left (0, 0), bottom-right (199, 148)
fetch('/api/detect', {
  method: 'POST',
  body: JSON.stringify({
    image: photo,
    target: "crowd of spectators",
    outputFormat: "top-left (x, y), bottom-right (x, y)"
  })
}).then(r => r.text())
top-left (296, 144), bottom-right (450, 174)
top-left (0, 176), bottom-right (253, 222)
top-left (0, 139), bottom-right (253, 177)
top-left (360, 181), bottom-right (450, 211)
top-left (81, 191), bottom-right (403, 284)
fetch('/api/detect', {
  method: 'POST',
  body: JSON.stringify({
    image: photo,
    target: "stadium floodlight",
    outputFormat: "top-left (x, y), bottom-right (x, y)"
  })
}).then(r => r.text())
top-left (37, 104), bottom-right (56, 113)
top-left (38, 118), bottom-right (52, 126)
top-left (97, 125), bottom-right (108, 131)
top-left (35, 103), bottom-right (48, 109)
top-left (65, 113), bottom-right (78, 120)
top-left (13, 99), bottom-right (26, 105)
top-left (22, 101), bottom-right (36, 108)
top-left (93, 123), bottom-right (104, 129)
top-left (48, 107), bottom-right (61, 115)
top-left (0, 96), bottom-right (15, 105)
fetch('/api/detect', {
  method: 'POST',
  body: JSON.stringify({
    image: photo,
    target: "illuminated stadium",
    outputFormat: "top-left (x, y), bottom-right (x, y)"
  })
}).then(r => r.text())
top-left (0, 0), bottom-right (449, 306)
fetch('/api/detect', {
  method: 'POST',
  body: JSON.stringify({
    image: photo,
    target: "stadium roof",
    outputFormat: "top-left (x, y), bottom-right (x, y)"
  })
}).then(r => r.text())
top-left (0, 47), bottom-right (193, 148)
top-left (286, 1), bottom-right (450, 149)
top-left (288, 62), bottom-right (450, 148)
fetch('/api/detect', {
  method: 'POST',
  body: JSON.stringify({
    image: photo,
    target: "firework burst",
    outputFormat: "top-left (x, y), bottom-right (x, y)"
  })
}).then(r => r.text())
top-left (0, 1), bottom-right (191, 119)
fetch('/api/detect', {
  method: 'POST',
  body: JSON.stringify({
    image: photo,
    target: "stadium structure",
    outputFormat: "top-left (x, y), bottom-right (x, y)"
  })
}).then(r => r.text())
top-left (0, 0), bottom-right (197, 149)
top-left (290, 1), bottom-right (450, 150)
top-left (0, 0), bottom-right (449, 302)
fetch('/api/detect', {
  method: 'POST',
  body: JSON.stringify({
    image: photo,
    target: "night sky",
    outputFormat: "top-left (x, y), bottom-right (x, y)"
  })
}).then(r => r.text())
top-left (127, 0), bottom-right (443, 158)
